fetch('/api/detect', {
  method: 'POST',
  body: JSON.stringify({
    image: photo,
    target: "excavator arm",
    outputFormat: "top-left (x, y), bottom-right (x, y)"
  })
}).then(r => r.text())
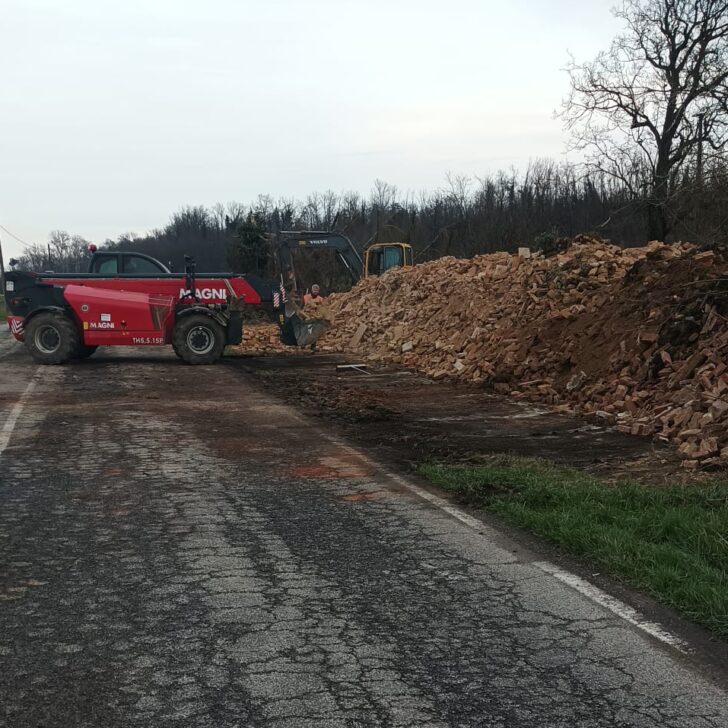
top-left (274, 231), bottom-right (363, 295)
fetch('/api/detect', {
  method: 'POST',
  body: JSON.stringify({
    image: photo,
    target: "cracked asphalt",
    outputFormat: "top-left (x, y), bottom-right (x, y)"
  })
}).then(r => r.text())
top-left (1, 333), bottom-right (727, 727)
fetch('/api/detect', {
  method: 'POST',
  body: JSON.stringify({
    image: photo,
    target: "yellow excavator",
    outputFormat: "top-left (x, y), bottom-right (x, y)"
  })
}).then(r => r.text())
top-left (363, 241), bottom-right (414, 277)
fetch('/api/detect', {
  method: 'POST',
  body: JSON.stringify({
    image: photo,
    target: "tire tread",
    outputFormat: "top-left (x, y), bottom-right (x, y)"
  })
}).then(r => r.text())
top-left (172, 314), bottom-right (225, 365)
top-left (25, 312), bottom-right (80, 365)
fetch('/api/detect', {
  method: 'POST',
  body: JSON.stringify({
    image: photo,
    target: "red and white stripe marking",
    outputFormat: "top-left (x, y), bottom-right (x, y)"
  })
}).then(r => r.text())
top-left (8, 317), bottom-right (25, 341)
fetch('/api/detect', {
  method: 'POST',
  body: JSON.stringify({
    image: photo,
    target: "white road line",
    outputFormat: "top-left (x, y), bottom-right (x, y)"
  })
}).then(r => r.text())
top-left (533, 561), bottom-right (688, 652)
top-left (0, 369), bottom-right (40, 457)
top-left (317, 432), bottom-right (689, 654)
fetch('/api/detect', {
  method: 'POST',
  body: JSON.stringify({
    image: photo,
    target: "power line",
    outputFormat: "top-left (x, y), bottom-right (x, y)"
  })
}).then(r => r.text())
top-left (0, 225), bottom-right (35, 249)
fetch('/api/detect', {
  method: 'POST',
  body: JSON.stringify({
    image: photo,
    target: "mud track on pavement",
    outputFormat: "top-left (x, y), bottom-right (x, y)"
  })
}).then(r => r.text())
top-left (230, 353), bottom-right (687, 483)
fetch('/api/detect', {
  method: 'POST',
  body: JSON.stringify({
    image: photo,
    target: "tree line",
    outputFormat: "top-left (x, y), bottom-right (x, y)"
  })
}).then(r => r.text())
top-left (13, 156), bottom-right (728, 278)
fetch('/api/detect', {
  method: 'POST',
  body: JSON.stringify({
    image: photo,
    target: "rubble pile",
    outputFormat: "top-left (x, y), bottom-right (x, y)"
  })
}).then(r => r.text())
top-left (240, 321), bottom-right (290, 354)
top-left (307, 236), bottom-right (728, 468)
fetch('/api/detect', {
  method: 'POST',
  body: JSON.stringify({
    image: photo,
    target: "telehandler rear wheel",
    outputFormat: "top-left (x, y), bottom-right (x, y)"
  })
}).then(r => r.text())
top-left (25, 312), bottom-right (80, 365)
top-left (173, 315), bottom-right (226, 365)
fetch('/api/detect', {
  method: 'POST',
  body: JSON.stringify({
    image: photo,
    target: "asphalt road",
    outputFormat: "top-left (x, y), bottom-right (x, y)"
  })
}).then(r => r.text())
top-left (1, 333), bottom-right (727, 727)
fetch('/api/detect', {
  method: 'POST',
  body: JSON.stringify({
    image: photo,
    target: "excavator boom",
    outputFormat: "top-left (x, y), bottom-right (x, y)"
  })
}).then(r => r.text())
top-left (274, 231), bottom-right (363, 294)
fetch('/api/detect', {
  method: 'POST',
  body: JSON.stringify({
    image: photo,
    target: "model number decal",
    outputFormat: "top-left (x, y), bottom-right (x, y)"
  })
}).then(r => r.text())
top-left (132, 336), bottom-right (165, 345)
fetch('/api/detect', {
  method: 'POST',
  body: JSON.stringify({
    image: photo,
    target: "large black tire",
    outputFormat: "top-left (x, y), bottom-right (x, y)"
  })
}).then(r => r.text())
top-left (172, 315), bottom-right (226, 365)
top-left (77, 345), bottom-right (98, 359)
top-left (24, 312), bottom-right (80, 365)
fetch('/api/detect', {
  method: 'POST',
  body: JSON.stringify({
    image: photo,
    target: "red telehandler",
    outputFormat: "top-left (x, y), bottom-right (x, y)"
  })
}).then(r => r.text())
top-left (2, 247), bottom-right (320, 365)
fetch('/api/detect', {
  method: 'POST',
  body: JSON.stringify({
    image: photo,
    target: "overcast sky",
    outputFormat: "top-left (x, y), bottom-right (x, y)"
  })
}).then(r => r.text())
top-left (0, 0), bottom-right (621, 259)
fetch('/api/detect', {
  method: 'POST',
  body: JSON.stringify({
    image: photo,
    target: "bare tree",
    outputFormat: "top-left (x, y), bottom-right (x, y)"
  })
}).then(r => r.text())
top-left (442, 173), bottom-right (472, 218)
top-left (319, 190), bottom-right (341, 230)
top-left (563, 0), bottom-right (728, 240)
top-left (371, 179), bottom-right (398, 211)
top-left (224, 201), bottom-right (246, 230)
top-left (13, 230), bottom-right (91, 272)
top-left (211, 202), bottom-right (227, 230)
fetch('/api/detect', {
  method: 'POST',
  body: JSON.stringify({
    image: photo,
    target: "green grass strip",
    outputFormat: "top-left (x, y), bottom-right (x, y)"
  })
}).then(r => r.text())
top-left (418, 457), bottom-right (728, 639)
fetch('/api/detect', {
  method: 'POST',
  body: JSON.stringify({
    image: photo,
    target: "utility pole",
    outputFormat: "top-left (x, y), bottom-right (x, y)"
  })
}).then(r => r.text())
top-left (0, 234), bottom-right (6, 296)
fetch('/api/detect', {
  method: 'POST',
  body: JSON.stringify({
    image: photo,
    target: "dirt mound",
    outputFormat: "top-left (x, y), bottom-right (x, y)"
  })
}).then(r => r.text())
top-left (305, 236), bottom-right (728, 468)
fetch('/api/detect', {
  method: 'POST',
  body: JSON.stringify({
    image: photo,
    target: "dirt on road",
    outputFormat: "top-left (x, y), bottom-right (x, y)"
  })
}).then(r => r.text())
top-left (230, 352), bottom-right (689, 484)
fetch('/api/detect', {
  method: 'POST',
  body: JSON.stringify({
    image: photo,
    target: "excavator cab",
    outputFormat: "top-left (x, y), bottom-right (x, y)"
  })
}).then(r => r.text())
top-left (363, 243), bottom-right (414, 277)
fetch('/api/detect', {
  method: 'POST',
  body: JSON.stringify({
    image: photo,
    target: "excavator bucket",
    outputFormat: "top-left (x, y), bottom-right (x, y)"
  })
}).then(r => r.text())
top-left (293, 317), bottom-right (328, 347)
top-left (280, 313), bottom-right (328, 348)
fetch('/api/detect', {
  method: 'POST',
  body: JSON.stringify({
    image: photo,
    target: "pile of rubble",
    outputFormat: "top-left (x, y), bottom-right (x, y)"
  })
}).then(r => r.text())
top-left (238, 316), bottom-right (290, 355)
top-left (306, 236), bottom-right (728, 468)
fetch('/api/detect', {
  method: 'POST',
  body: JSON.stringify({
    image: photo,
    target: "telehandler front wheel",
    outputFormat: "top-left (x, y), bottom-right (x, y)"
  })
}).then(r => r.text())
top-left (24, 312), bottom-right (80, 365)
top-left (173, 315), bottom-right (226, 365)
